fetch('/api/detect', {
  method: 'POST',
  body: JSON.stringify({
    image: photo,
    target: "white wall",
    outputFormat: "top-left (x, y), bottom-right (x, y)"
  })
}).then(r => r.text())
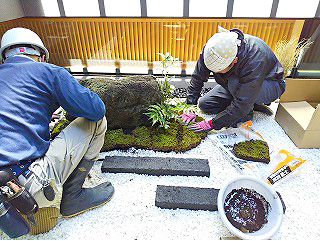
top-left (0, 0), bottom-right (24, 22)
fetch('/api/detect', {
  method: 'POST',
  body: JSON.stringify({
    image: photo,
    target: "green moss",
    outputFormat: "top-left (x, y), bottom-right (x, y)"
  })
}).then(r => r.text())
top-left (103, 129), bottom-right (135, 151)
top-left (149, 123), bottom-right (177, 151)
top-left (152, 133), bottom-right (178, 151)
top-left (195, 116), bottom-right (204, 122)
top-left (132, 126), bottom-right (152, 149)
top-left (233, 140), bottom-right (270, 163)
top-left (177, 125), bottom-right (207, 152)
top-left (51, 116), bottom-right (207, 153)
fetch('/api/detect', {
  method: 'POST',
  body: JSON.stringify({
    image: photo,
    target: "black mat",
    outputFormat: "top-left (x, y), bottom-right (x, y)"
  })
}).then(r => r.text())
top-left (101, 156), bottom-right (210, 177)
top-left (155, 185), bottom-right (219, 211)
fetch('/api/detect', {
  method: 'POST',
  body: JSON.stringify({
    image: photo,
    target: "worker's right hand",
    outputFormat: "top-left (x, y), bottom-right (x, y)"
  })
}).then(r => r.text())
top-left (179, 111), bottom-right (197, 125)
top-left (188, 119), bottom-right (214, 132)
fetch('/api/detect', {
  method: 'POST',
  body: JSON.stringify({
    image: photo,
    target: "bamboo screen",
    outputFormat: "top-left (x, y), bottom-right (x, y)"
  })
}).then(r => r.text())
top-left (0, 18), bottom-right (304, 69)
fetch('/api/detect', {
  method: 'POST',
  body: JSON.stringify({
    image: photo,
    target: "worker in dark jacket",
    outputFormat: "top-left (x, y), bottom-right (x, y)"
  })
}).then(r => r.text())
top-left (0, 27), bottom-right (114, 225)
top-left (182, 28), bottom-right (285, 132)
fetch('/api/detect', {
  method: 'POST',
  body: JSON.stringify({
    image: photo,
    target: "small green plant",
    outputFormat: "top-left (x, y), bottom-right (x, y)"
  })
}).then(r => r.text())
top-left (171, 99), bottom-right (199, 115)
top-left (144, 102), bottom-right (175, 129)
top-left (145, 53), bottom-right (199, 129)
top-left (157, 52), bottom-right (179, 103)
top-left (50, 117), bottom-right (71, 139)
top-left (145, 97), bottom-right (200, 129)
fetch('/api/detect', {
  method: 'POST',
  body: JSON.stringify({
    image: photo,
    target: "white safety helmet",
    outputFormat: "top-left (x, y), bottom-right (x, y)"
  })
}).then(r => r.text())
top-left (0, 27), bottom-right (49, 62)
top-left (203, 31), bottom-right (240, 73)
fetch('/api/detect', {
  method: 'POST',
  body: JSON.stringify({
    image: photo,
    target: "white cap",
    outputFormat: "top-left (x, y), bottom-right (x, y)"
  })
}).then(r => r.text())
top-left (0, 27), bottom-right (49, 61)
top-left (203, 31), bottom-right (239, 73)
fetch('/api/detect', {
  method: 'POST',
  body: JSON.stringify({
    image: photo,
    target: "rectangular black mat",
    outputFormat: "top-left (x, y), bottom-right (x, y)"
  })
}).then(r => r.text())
top-left (155, 185), bottom-right (219, 211)
top-left (101, 156), bottom-right (210, 177)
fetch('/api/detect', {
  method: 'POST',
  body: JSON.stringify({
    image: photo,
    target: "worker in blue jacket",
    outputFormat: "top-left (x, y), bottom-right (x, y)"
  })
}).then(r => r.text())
top-left (0, 28), bottom-right (114, 220)
top-left (181, 27), bottom-right (286, 132)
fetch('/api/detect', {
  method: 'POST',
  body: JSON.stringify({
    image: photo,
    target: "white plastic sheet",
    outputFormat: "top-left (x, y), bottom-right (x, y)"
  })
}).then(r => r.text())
top-left (209, 121), bottom-right (307, 186)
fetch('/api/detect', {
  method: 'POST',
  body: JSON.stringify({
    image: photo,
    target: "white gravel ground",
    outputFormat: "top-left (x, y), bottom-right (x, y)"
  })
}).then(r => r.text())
top-left (1, 102), bottom-right (320, 240)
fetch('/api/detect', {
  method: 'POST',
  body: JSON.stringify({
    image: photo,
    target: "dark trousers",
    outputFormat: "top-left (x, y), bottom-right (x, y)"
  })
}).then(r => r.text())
top-left (198, 79), bottom-right (285, 114)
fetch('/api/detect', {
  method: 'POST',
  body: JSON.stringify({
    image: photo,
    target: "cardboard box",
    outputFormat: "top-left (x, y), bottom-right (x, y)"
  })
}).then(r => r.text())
top-left (275, 78), bottom-right (320, 148)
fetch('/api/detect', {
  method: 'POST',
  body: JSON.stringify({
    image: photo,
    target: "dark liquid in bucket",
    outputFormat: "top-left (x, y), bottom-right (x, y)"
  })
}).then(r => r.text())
top-left (224, 188), bottom-right (270, 232)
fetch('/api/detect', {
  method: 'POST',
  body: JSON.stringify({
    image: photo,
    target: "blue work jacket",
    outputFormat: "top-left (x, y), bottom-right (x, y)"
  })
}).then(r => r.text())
top-left (0, 55), bottom-right (105, 167)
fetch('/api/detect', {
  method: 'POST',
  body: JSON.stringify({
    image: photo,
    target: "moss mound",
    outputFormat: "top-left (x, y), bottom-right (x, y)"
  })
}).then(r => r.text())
top-left (178, 125), bottom-right (206, 152)
top-left (233, 139), bottom-right (270, 163)
top-left (104, 129), bottom-right (135, 150)
top-left (102, 119), bottom-right (207, 152)
top-left (151, 124), bottom-right (178, 152)
top-left (51, 117), bottom-right (207, 153)
top-left (132, 126), bottom-right (152, 149)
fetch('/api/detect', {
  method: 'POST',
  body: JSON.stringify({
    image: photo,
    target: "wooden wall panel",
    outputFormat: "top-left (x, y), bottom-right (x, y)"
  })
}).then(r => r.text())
top-left (0, 18), bottom-right (305, 69)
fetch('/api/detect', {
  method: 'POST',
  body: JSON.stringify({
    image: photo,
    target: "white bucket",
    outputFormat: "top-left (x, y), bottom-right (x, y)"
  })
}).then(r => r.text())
top-left (217, 175), bottom-right (284, 240)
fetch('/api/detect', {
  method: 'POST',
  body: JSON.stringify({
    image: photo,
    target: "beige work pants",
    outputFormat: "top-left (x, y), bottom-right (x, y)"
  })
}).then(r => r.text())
top-left (18, 117), bottom-right (107, 207)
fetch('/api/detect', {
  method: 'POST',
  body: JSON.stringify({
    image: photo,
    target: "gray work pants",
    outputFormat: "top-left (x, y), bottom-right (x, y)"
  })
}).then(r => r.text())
top-left (18, 117), bottom-right (107, 207)
top-left (198, 79), bottom-right (285, 114)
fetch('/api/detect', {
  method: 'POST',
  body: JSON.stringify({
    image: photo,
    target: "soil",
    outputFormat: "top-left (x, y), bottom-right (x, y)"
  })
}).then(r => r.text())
top-left (224, 188), bottom-right (270, 233)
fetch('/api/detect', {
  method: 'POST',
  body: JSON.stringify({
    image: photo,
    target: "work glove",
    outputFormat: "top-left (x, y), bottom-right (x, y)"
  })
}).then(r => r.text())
top-left (188, 119), bottom-right (214, 132)
top-left (51, 113), bottom-right (60, 120)
top-left (179, 111), bottom-right (197, 125)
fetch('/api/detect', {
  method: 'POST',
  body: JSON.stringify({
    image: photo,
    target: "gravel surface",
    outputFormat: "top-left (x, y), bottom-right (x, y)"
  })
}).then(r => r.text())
top-left (1, 102), bottom-right (320, 240)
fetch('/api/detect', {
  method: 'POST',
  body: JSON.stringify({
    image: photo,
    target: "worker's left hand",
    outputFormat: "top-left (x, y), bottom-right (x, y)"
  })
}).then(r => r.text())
top-left (188, 119), bottom-right (214, 132)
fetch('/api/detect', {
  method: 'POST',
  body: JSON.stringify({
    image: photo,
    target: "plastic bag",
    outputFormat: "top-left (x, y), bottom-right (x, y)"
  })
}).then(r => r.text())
top-left (261, 149), bottom-right (307, 186)
top-left (210, 121), bottom-right (307, 185)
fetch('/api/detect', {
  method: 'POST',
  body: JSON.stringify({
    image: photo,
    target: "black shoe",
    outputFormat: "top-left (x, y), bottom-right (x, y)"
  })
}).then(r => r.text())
top-left (60, 158), bottom-right (114, 218)
top-left (253, 104), bottom-right (273, 116)
top-left (60, 182), bottom-right (114, 218)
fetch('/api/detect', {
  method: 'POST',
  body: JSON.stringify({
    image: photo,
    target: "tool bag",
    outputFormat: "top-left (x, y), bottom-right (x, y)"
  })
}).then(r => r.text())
top-left (0, 168), bottom-right (38, 238)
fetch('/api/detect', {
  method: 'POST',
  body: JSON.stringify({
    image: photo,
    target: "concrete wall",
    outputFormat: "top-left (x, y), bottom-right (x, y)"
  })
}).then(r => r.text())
top-left (0, 0), bottom-right (24, 22)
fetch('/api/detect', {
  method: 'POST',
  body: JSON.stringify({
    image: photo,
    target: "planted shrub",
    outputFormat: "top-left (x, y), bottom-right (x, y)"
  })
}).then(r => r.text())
top-left (144, 103), bottom-right (175, 129)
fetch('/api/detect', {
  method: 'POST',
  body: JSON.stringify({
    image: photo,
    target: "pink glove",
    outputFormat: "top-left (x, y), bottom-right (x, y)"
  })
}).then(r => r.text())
top-left (179, 111), bottom-right (197, 125)
top-left (188, 119), bottom-right (214, 132)
top-left (51, 113), bottom-right (60, 120)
